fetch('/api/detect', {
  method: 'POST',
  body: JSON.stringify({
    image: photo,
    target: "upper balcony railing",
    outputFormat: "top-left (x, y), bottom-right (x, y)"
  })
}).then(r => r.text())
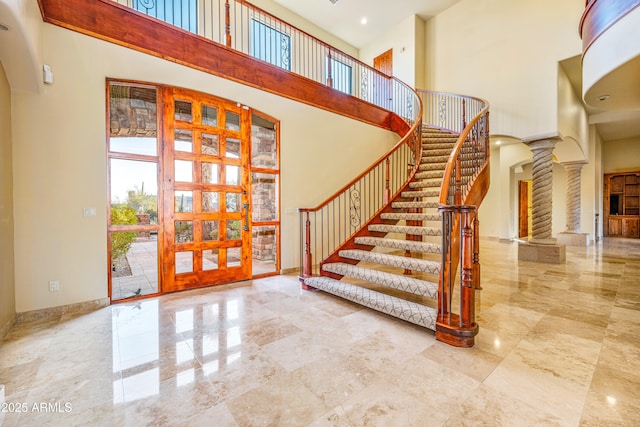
top-left (111, 0), bottom-right (417, 121)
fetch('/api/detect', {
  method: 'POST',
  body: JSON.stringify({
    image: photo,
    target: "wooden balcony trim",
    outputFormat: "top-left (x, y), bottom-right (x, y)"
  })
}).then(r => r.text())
top-left (38, 0), bottom-right (394, 130)
top-left (579, 0), bottom-right (640, 55)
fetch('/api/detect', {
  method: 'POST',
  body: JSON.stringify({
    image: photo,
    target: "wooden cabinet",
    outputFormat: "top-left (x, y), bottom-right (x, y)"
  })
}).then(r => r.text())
top-left (604, 172), bottom-right (640, 238)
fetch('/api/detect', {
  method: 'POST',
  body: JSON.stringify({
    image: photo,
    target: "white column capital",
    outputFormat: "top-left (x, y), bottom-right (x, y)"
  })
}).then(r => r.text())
top-left (522, 132), bottom-right (563, 152)
top-left (560, 160), bottom-right (588, 169)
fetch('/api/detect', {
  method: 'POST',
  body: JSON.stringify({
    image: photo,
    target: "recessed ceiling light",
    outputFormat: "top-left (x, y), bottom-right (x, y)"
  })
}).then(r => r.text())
top-left (495, 140), bottom-right (501, 145)
top-left (596, 95), bottom-right (610, 101)
top-left (361, 17), bottom-right (368, 25)
top-left (0, 23), bottom-right (9, 31)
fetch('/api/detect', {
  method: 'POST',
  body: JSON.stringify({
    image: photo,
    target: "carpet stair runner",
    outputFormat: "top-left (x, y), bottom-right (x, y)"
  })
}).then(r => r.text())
top-left (304, 127), bottom-right (461, 331)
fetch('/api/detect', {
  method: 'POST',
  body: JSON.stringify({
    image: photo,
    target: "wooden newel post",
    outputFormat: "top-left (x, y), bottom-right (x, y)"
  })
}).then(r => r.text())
top-left (225, 0), bottom-right (232, 47)
top-left (460, 208), bottom-right (475, 328)
top-left (438, 206), bottom-right (454, 322)
top-left (436, 205), bottom-right (479, 348)
top-left (473, 214), bottom-right (481, 290)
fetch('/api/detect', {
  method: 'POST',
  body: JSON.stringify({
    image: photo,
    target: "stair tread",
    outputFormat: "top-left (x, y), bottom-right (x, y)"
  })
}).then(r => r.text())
top-left (409, 180), bottom-right (441, 189)
top-left (368, 224), bottom-right (442, 236)
top-left (355, 236), bottom-right (441, 254)
top-left (379, 212), bottom-right (441, 221)
top-left (401, 190), bottom-right (440, 198)
top-left (421, 155), bottom-right (450, 163)
top-left (415, 171), bottom-right (444, 179)
top-left (322, 262), bottom-right (438, 299)
top-left (339, 249), bottom-right (441, 274)
top-left (392, 201), bottom-right (439, 209)
top-left (304, 276), bottom-right (437, 330)
top-left (418, 163), bottom-right (447, 171)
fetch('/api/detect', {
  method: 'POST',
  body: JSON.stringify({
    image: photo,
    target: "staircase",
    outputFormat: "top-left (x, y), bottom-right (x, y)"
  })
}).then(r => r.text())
top-left (304, 127), bottom-right (459, 331)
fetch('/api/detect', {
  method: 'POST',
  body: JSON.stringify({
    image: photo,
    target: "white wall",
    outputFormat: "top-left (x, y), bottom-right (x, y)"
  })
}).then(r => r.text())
top-left (592, 129), bottom-right (604, 239)
top-left (10, 23), bottom-right (398, 313)
top-left (0, 0), bottom-right (42, 93)
top-left (556, 63), bottom-right (589, 161)
top-left (359, 15), bottom-right (425, 87)
top-left (425, 0), bottom-right (584, 139)
top-left (0, 62), bottom-right (16, 331)
top-left (603, 137), bottom-right (640, 173)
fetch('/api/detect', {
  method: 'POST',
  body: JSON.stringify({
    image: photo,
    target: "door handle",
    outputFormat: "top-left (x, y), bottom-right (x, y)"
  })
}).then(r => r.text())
top-left (243, 203), bottom-right (249, 231)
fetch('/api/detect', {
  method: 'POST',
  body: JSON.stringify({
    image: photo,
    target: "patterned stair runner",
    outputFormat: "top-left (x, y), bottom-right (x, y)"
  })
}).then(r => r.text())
top-left (304, 126), bottom-right (460, 332)
top-left (303, 277), bottom-right (438, 330)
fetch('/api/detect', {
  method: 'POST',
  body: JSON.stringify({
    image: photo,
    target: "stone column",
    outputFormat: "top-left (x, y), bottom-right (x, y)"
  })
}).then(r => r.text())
top-left (518, 133), bottom-right (566, 263)
top-left (557, 161), bottom-right (590, 246)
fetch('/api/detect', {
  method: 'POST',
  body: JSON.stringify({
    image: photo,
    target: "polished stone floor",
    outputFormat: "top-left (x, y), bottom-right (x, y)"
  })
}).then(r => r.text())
top-left (1, 237), bottom-right (639, 426)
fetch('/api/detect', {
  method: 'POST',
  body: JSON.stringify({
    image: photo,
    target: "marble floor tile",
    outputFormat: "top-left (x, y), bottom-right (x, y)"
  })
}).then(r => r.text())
top-left (1, 237), bottom-right (640, 426)
top-left (443, 384), bottom-right (564, 426)
top-left (580, 365), bottom-right (640, 426)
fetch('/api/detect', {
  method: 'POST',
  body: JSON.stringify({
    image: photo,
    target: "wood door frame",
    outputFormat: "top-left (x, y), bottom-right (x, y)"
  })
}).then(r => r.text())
top-left (162, 87), bottom-right (252, 292)
top-left (518, 180), bottom-right (530, 238)
top-left (373, 49), bottom-right (393, 76)
top-left (107, 80), bottom-right (281, 301)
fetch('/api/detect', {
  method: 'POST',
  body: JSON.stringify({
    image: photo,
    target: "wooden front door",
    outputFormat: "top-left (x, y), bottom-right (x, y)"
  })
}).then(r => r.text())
top-left (162, 87), bottom-right (251, 291)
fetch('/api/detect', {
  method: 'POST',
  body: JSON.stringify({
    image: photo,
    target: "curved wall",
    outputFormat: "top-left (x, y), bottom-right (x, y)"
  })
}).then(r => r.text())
top-left (0, 0), bottom-right (41, 93)
top-left (582, 6), bottom-right (640, 109)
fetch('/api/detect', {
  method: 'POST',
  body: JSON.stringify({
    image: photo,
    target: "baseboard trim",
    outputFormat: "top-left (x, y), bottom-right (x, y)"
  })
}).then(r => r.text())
top-left (0, 315), bottom-right (16, 343)
top-left (16, 298), bottom-right (111, 324)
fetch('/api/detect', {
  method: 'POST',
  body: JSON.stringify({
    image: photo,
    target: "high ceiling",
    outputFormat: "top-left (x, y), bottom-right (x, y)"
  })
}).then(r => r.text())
top-left (273, 0), bottom-right (640, 143)
top-left (272, 0), bottom-right (462, 49)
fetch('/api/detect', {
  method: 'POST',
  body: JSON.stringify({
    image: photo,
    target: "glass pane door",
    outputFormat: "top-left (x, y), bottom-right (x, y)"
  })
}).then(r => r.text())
top-left (163, 88), bottom-right (251, 291)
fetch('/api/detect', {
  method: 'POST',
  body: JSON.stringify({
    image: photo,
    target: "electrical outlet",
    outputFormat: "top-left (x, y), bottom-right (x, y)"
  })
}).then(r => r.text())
top-left (49, 280), bottom-right (60, 292)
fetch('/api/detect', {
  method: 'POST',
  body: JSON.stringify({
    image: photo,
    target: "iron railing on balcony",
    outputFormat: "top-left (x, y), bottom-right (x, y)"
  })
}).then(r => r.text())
top-left (112, 0), bottom-right (411, 113)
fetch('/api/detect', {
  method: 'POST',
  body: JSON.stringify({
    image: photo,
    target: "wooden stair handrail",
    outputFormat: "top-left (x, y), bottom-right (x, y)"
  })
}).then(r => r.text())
top-left (436, 96), bottom-right (490, 207)
top-left (298, 100), bottom-right (422, 213)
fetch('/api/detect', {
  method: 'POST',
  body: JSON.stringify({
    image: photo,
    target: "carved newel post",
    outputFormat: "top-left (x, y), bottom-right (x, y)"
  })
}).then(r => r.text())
top-left (558, 161), bottom-right (590, 246)
top-left (518, 133), bottom-right (566, 263)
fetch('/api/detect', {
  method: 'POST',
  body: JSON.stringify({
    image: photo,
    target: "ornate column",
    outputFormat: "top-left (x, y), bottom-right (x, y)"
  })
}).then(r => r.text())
top-left (518, 133), bottom-right (566, 263)
top-left (558, 161), bottom-right (590, 246)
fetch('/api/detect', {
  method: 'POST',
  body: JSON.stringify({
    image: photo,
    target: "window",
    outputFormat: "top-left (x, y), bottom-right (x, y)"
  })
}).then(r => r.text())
top-left (133, 0), bottom-right (197, 33)
top-left (251, 20), bottom-right (291, 70)
top-left (327, 57), bottom-right (352, 95)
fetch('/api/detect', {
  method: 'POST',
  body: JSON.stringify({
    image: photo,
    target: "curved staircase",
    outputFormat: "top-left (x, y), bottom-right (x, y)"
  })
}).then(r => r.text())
top-left (304, 127), bottom-right (459, 332)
